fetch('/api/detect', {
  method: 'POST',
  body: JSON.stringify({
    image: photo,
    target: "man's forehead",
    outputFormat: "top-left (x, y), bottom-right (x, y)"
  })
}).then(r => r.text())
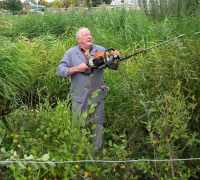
top-left (81, 29), bottom-right (91, 35)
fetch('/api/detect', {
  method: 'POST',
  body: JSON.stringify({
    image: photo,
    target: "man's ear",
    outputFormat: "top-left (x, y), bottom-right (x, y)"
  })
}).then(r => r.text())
top-left (77, 37), bottom-right (81, 43)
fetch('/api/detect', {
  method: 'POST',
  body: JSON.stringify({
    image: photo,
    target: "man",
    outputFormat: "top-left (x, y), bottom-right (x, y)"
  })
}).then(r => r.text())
top-left (56, 27), bottom-right (120, 156)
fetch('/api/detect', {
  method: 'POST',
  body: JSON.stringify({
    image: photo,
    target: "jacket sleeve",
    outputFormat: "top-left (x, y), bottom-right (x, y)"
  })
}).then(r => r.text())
top-left (56, 51), bottom-right (71, 78)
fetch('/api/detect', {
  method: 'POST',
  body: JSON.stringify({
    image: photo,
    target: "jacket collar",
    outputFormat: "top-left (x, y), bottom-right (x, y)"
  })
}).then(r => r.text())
top-left (75, 45), bottom-right (99, 57)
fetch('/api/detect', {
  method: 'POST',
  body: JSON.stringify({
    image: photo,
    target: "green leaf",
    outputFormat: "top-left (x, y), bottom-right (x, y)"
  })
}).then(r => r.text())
top-left (89, 107), bottom-right (95, 114)
top-left (90, 103), bottom-right (97, 108)
top-left (108, 140), bottom-right (112, 147)
top-left (39, 154), bottom-right (49, 161)
top-left (91, 89), bottom-right (100, 99)
top-left (40, 163), bottom-right (47, 170)
top-left (31, 161), bottom-right (39, 170)
top-left (24, 154), bottom-right (34, 160)
top-left (148, 108), bottom-right (156, 112)
top-left (82, 111), bottom-right (88, 118)
top-left (140, 100), bottom-right (146, 108)
top-left (17, 161), bottom-right (26, 169)
top-left (87, 99), bottom-right (92, 105)
top-left (47, 161), bottom-right (56, 167)
top-left (77, 149), bottom-right (83, 155)
top-left (1, 147), bottom-right (6, 153)
top-left (64, 130), bottom-right (69, 135)
top-left (9, 164), bottom-right (16, 171)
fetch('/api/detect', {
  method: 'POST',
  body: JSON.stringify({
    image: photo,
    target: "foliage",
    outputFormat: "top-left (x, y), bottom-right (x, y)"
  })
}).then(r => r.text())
top-left (0, 93), bottom-right (128, 179)
top-left (65, 0), bottom-right (78, 7)
top-left (51, 0), bottom-right (65, 8)
top-left (4, 0), bottom-right (22, 12)
top-left (0, 35), bottom-right (71, 116)
top-left (139, 0), bottom-right (200, 20)
top-left (0, 5), bottom-right (200, 179)
top-left (0, 37), bottom-right (40, 114)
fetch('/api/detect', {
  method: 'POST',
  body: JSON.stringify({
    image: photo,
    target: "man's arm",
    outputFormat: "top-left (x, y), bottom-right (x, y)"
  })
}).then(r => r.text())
top-left (57, 49), bottom-right (89, 77)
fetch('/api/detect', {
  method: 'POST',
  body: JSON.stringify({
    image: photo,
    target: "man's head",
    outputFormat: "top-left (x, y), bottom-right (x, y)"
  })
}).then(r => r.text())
top-left (76, 27), bottom-right (93, 50)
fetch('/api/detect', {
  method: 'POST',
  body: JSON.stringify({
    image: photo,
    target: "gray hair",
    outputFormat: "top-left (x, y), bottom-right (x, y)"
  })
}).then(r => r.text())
top-left (76, 27), bottom-right (90, 39)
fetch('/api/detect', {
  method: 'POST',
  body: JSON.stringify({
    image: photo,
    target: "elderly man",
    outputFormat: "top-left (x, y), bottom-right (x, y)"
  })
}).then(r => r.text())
top-left (56, 27), bottom-right (120, 156)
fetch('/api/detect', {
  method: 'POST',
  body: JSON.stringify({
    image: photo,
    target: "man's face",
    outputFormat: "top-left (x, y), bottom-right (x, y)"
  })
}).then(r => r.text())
top-left (77, 29), bottom-right (93, 50)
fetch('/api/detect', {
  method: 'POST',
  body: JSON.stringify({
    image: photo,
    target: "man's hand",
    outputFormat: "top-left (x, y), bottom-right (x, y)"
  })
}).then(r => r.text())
top-left (110, 50), bottom-right (120, 70)
top-left (67, 63), bottom-right (89, 76)
top-left (77, 63), bottom-right (90, 72)
top-left (111, 50), bottom-right (120, 57)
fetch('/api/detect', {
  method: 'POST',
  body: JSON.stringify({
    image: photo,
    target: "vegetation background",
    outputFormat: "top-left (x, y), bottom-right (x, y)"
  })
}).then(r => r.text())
top-left (0, 0), bottom-right (200, 179)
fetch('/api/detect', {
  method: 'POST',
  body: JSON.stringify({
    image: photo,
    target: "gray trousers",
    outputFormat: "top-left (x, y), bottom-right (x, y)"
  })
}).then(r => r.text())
top-left (71, 97), bottom-right (105, 124)
top-left (72, 99), bottom-right (104, 156)
top-left (92, 124), bottom-right (103, 156)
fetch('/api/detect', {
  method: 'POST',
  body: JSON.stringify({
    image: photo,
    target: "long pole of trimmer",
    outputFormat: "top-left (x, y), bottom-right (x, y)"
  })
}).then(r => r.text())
top-left (119, 34), bottom-right (186, 62)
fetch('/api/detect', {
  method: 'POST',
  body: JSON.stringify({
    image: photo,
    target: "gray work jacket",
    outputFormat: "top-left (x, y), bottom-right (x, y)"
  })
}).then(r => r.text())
top-left (56, 44), bottom-right (106, 123)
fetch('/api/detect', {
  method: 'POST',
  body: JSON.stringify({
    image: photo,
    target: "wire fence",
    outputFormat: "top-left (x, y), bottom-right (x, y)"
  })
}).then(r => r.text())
top-left (1, 157), bottom-right (200, 165)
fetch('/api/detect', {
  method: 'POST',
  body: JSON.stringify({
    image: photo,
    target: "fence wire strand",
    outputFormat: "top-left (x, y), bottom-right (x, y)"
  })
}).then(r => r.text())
top-left (0, 158), bottom-right (200, 165)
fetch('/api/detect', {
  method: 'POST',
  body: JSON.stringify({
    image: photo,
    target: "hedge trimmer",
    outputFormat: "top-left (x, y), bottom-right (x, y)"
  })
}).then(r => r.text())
top-left (84, 34), bottom-right (185, 75)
